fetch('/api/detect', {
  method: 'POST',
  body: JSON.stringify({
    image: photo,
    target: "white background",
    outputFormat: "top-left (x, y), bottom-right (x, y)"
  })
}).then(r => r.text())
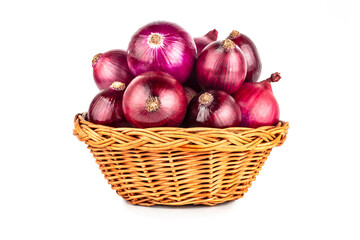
top-left (1, 0), bottom-right (359, 239)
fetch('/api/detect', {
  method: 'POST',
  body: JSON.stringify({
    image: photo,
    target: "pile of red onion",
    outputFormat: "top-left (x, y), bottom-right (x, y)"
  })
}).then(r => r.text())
top-left (86, 21), bottom-right (282, 128)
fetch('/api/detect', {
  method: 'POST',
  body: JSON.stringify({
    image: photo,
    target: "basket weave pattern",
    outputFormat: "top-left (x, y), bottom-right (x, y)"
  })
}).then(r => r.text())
top-left (74, 113), bottom-right (288, 206)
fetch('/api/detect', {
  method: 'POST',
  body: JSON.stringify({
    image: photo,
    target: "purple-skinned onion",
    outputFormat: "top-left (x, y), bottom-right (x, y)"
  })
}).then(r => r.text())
top-left (88, 81), bottom-right (128, 127)
top-left (196, 39), bottom-right (247, 94)
top-left (228, 30), bottom-right (262, 82)
top-left (122, 71), bottom-right (187, 128)
top-left (185, 90), bottom-right (241, 128)
top-left (232, 72), bottom-right (281, 128)
top-left (127, 21), bottom-right (196, 84)
top-left (92, 49), bottom-right (134, 90)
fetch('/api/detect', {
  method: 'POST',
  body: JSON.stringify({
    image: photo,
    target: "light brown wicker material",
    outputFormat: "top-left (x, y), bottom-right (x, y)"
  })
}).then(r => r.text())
top-left (73, 113), bottom-right (289, 206)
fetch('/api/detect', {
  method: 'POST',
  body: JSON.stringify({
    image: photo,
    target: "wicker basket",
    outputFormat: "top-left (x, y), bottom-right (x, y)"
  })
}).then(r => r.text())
top-left (73, 113), bottom-right (289, 206)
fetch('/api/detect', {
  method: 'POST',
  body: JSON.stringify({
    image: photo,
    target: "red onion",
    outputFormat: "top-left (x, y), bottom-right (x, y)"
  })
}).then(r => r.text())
top-left (232, 73), bottom-right (281, 128)
top-left (183, 86), bottom-right (197, 103)
top-left (88, 82), bottom-right (127, 127)
top-left (122, 71), bottom-right (187, 128)
top-left (127, 21), bottom-right (196, 84)
top-left (92, 50), bottom-right (134, 90)
top-left (194, 29), bottom-right (218, 55)
top-left (196, 39), bottom-right (247, 94)
top-left (228, 30), bottom-right (262, 83)
top-left (185, 90), bottom-right (241, 128)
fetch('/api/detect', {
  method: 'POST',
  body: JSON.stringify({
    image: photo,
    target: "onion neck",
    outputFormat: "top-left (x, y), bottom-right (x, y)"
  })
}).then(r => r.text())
top-left (199, 92), bottom-right (214, 106)
top-left (221, 39), bottom-right (235, 50)
top-left (148, 33), bottom-right (163, 47)
top-left (205, 29), bottom-right (218, 41)
top-left (110, 81), bottom-right (126, 91)
top-left (92, 53), bottom-right (102, 67)
top-left (229, 30), bottom-right (241, 39)
top-left (265, 72), bottom-right (281, 83)
top-left (145, 96), bottom-right (160, 112)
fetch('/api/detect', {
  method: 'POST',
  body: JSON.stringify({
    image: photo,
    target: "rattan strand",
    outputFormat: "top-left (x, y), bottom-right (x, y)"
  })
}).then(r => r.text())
top-left (73, 113), bottom-right (289, 206)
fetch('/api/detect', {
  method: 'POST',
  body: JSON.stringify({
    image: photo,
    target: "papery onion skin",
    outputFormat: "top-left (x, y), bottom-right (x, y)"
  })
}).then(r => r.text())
top-left (194, 29), bottom-right (218, 55)
top-left (232, 73), bottom-right (281, 128)
top-left (196, 39), bottom-right (247, 94)
top-left (88, 82), bottom-right (128, 127)
top-left (183, 86), bottom-right (197, 103)
top-left (185, 90), bottom-right (241, 128)
top-left (127, 21), bottom-right (196, 84)
top-left (228, 30), bottom-right (262, 83)
top-left (92, 50), bottom-right (134, 90)
top-left (122, 71), bottom-right (187, 128)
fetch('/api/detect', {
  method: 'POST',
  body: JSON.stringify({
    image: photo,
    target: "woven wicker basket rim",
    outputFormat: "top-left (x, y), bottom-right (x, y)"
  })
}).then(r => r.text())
top-left (74, 113), bottom-right (289, 152)
top-left (74, 112), bottom-right (289, 132)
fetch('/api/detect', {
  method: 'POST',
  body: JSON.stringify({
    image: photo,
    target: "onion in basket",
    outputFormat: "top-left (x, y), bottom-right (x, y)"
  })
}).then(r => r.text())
top-left (196, 39), bottom-right (247, 94)
top-left (185, 90), bottom-right (241, 128)
top-left (232, 72), bottom-right (281, 127)
top-left (88, 82), bottom-right (127, 127)
top-left (122, 71), bottom-right (187, 128)
top-left (127, 21), bottom-right (196, 84)
top-left (92, 50), bottom-right (134, 90)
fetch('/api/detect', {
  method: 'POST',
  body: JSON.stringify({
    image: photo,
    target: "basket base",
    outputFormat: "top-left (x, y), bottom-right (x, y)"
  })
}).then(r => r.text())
top-left (117, 189), bottom-right (248, 207)
top-left (96, 150), bottom-right (269, 206)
